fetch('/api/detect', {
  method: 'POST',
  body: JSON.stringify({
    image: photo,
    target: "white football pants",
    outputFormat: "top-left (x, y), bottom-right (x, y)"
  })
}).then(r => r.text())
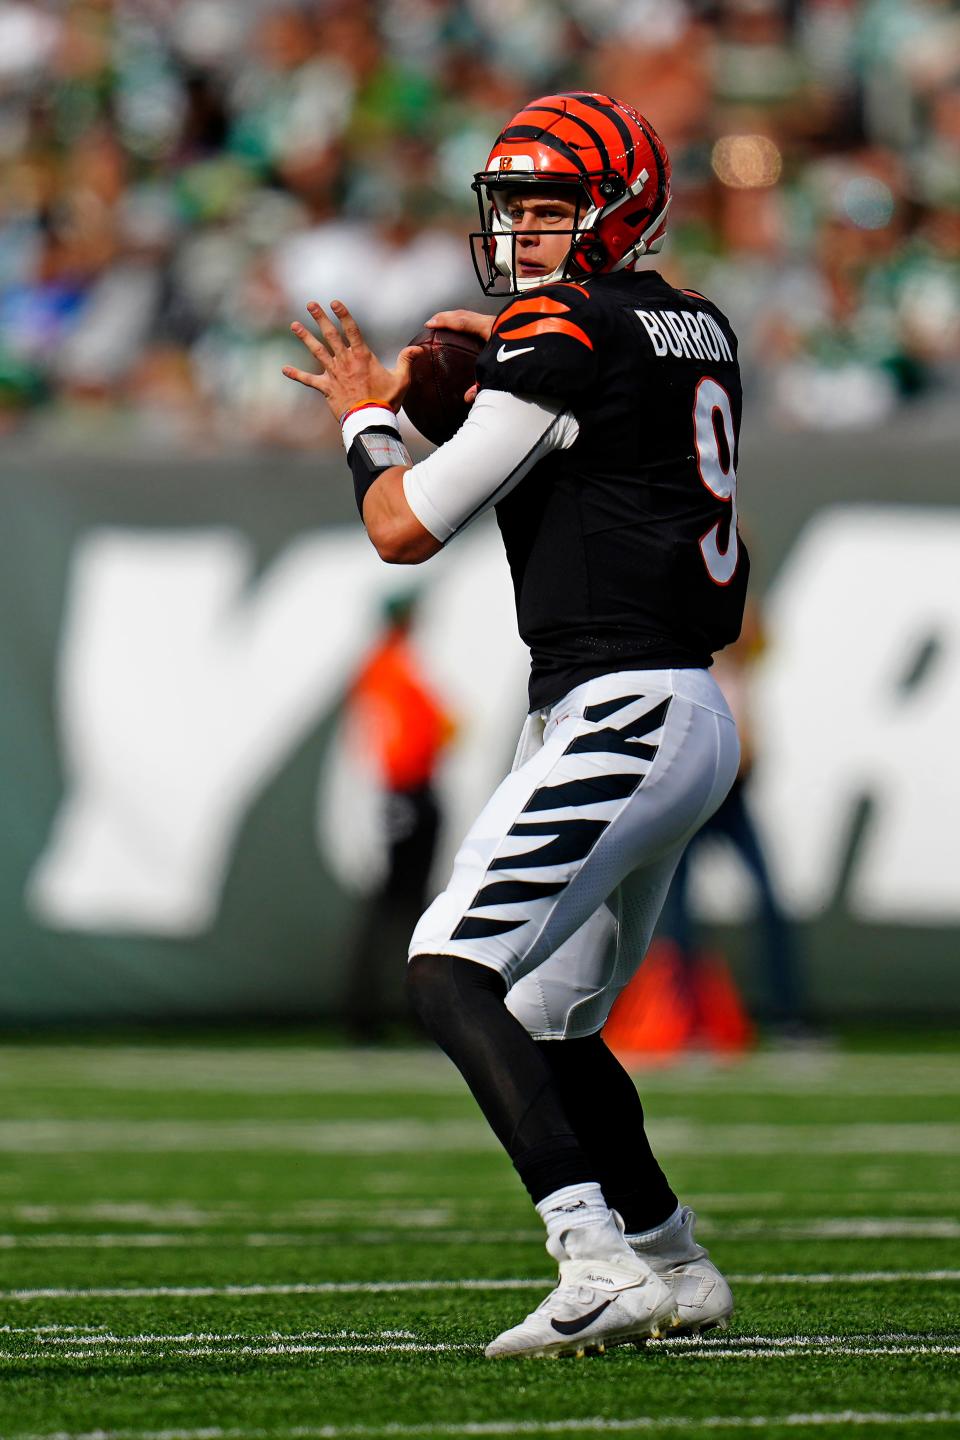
top-left (409, 668), bottom-right (739, 1039)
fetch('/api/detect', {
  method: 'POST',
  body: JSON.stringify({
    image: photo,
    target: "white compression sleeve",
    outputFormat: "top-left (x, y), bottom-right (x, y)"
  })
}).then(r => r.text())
top-left (402, 389), bottom-right (580, 544)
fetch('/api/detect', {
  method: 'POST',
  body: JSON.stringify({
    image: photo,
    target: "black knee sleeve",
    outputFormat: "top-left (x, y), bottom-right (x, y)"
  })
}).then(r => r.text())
top-left (406, 953), bottom-right (594, 1203)
top-left (406, 952), bottom-right (506, 1040)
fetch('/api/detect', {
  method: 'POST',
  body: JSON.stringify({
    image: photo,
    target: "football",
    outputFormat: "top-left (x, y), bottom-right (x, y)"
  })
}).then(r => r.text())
top-left (401, 326), bottom-right (485, 444)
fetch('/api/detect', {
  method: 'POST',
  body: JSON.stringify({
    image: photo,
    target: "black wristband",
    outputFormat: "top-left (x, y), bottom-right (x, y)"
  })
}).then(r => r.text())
top-left (347, 427), bottom-right (412, 518)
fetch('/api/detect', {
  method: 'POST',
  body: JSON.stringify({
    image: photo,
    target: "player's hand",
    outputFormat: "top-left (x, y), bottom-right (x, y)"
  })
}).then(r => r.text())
top-left (426, 309), bottom-right (495, 343)
top-left (425, 311), bottom-right (490, 404)
top-left (282, 301), bottom-right (423, 418)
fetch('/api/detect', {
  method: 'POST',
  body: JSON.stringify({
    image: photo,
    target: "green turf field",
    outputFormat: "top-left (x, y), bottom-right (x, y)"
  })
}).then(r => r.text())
top-left (0, 1036), bottom-right (957, 1439)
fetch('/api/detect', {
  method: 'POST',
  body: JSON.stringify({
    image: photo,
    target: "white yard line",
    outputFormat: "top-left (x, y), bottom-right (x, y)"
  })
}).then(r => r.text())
top-left (0, 1231), bottom-right (538, 1249)
top-left (0, 1121), bottom-right (494, 1154)
top-left (3, 1271), bottom-right (960, 1301)
top-left (719, 1219), bottom-right (960, 1239)
top-left (4, 1196), bottom-right (958, 1225)
top-left (5, 1410), bottom-right (960, 1438)
top-left (648, 1344), bottom-right (960, 1360)
top-left (0, 1325), bottom-right (108, 1335)
top-left (0, 1119), bottom-right (957, 1154)
top-left (3, 1342), bottom-right (476, 1360)
top-left (1, 1203), bottom-right (456, 1228)
top-left (0, 1329), bottom-right (416, 1343)
top-left (6, 1203), bottom-right (236, 1226)
top-left (4, 1341), bottom-right (958, 1363)
top-left (1, 1328), bottom-right (946, 1348)
top-left (2, 1333), bottom-right (957, 1363)
top-left (1, 1218), bottom-right (957, 1247)
top-left (726, 1270), bottom-right (960, 1285)
top-left (3, 1336), bottom-right (955, 1359)
top-left (661, 1333), bottom-right (950, 1347)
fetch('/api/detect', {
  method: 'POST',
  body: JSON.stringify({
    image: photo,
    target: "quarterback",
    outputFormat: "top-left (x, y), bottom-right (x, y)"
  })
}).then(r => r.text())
top-left (284, 92), bottom-right (749, 1359)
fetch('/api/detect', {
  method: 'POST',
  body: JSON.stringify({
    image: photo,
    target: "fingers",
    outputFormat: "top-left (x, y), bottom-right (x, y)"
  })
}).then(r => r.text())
top-left (464, 383), bottom-right (479, 404)
top-left (387, 344), bottom-right (426, 406)
top-left (331, 299), bottom-right (364, 349)
top-left (281, 364), bottom-right (331, 394)
top-left (426, 310), bottom-right (495, 341)
top-left (292, 298), bottom-right (373, 361)
top-left (427, 310), bottom-right (473, 330)
top-left (290, 320), bottom-right (330, 365)
top-left (306, 301), bottom-right (344, 353)
top-left (396, 344), bottom-right (425, 374)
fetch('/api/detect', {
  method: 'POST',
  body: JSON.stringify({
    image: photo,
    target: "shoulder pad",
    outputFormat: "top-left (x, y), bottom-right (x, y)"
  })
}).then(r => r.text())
top-left (492, 281), bottom-right (595, 347)
top-left (478, 282), bottom-right (599, 401)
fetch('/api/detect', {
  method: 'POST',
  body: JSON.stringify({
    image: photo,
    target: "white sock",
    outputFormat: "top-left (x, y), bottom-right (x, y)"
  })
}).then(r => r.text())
top-left (627, 1204), bottom-right (684, 1247)
top-left (536, 1182), bottom-right (619, 1256)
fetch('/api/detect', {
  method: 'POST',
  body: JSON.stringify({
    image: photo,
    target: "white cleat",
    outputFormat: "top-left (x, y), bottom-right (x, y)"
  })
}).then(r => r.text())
top-left (485, 1222), bottom-right (677, 1359)
top-left (628, 1206), bottom-right (734, 1336)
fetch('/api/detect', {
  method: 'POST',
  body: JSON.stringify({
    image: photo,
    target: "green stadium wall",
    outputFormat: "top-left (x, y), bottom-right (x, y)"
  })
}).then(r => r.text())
top-left (2, 415), bottom-right (958, 1024)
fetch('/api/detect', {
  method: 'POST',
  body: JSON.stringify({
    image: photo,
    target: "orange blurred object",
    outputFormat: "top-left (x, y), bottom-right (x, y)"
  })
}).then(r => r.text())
top-left (604, 941), bottom-right (695, 1062)
top-left (691, 951), bottom-right (755, 1053)
top-left (350, 628), bottom-right (455, 792)
top-left (604, 941), bottom-right (753, 1063)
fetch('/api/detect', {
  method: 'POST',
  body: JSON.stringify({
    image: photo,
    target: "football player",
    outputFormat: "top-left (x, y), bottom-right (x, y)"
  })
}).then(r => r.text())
top-left (283, 91), bottom-right (748, 1359)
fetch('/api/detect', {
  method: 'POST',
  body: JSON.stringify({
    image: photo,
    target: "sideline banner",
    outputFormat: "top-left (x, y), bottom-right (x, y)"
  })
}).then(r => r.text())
top-left (2, 429), bottom-right (958, 1023)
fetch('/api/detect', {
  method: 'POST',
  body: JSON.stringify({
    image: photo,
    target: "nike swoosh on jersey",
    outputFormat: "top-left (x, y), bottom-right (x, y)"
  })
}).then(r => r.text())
top-left (496, 343), bottom-right (536, 362)
top-left (550, 1299), bottom-right (614, 1336)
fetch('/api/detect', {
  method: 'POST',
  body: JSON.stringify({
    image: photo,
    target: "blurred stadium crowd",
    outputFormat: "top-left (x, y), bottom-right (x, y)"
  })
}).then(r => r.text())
top-left (1, 0), bottom-right (958, 451)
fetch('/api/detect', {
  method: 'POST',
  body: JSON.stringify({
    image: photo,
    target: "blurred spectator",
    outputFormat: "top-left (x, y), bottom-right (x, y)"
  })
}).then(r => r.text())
top-left (0, 0), bottom-right (956, 447)
top-left (658, 602), bottom-right (807, 1033)
top-left (340, 591), bottom-right (457, 1040)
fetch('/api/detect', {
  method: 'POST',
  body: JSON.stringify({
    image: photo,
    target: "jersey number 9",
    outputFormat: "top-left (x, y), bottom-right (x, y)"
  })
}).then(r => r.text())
top-left (693, 377), bottom-right (739, 586)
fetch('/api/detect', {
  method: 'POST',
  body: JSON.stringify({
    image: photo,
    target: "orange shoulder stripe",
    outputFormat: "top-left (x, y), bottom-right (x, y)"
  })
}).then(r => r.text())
top-left (555, 282), bottom-right (591, 297)
top-left (496, 317), bottom-right (594, 349)
top-left (493, 296), bottom-right (571, 334)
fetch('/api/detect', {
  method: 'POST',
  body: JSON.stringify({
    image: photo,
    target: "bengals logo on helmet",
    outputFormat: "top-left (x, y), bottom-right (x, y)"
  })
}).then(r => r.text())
top-left (469, 92), bottom-right (672, 296)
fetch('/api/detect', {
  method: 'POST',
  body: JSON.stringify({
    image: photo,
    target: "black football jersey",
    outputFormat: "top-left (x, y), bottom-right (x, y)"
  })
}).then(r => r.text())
top-left (474, 271), bottom-right (750, 711)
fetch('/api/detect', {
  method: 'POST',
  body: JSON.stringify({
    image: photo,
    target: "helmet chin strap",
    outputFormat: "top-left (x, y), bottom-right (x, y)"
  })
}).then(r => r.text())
top-left (515, 257), bottom-right (569, 291)
top-left (490, 212), bottom-right (515, 283)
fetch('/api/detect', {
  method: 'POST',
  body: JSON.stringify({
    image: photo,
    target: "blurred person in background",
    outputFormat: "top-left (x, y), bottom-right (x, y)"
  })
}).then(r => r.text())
top-left (656, 599), bottom-right (807, 1040)
top-left (341, 590), bottom-right (456, 1042)
top-left (1, 0), bottom-right (957, 445)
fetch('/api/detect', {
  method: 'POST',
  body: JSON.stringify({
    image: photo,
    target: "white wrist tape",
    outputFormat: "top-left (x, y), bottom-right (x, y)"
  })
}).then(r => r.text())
top-left (341, 404), bottom-right (400, 453)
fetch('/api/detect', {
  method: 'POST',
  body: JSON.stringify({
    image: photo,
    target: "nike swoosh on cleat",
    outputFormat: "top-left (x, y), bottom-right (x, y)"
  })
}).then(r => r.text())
top-left (550, 1299), bottom-right (613, 1336)
top-left (496, 344), bottom-right (535, 362)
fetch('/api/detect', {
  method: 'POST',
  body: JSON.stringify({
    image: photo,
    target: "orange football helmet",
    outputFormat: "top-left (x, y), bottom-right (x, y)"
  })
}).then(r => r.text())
top-left (471, 92), bottom-right (672, 295)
